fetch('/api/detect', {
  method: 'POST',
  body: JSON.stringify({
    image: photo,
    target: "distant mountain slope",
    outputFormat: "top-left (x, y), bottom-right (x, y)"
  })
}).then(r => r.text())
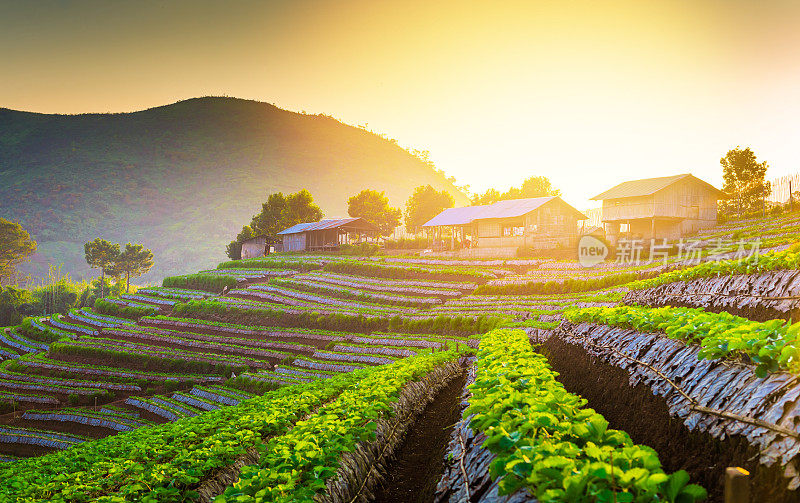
top-left (0, 97), bottom-right (468, 283)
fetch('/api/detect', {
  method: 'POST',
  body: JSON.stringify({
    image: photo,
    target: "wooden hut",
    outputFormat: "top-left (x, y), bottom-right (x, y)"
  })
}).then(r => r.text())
top-left (240, 236), bottom-right (281, 259)
top-left (277, 218), bottom-right (379, 252)
top-left (590, 174), bottom-right (724, 243)
top-left (422, 197), bottom-right (587, 255)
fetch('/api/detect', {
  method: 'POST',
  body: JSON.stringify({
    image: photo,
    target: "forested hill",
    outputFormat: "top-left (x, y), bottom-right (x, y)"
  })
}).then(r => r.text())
top-left (0, 97), bottom-right (468, 283)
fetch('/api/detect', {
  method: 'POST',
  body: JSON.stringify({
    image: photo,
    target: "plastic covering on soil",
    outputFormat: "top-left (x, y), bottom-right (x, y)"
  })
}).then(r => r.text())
top-left (434, 361), bottom-right (535, 503)
top-left (557, 321), bottom-right (800, 489)
top-left (624, 270), bottom-right (800, 321)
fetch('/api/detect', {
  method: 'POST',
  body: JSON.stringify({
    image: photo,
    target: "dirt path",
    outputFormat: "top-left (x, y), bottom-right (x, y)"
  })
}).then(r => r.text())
top-left (371, 370), bottom-right (467, 503)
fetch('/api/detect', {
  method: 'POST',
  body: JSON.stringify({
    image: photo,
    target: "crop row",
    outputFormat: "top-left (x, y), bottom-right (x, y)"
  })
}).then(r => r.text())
top-left (216, 258), bottom-right (324, 271)
top-left (1, 329), bottom-right (40, 354)
top-left (22, 409), bottom-right (145, 432)
top-left (468, 329), bottom-right (706, 502)
top-left (322, 260), bottom-right (495, 281)
top-left (0, 426), bottom-right (87, 450)
top-left (142, 315), bottom-right (342, 341)
top-left (77, 308), bottom-right (137, 325)
top-left (202, 268), bottom-right (297, 279)
top-left (52, 338), bottom-right (257, 373)
top-left (23, 317), bottom-right (74, 341)
top-left (114, 325), bottom-right (315, 354)
top-left (92, 299), bottom-right (159, 320)
top-left (628, 243), bottom-right (800, 290)
top-left (273, 365), bottom-right (337, 380)
top-left (119, 294), bottom-right (177, 306)
top-left (137, 287), bottom-right (209, 300)
top-left (173, 298), bottom-right (507, 336)
top-left (0, 389), bottom-right (59, 404)
top-left (0, 369), bottom-right (140, 392)
top-left (292, 356), bottom-right (363, 373)
top-left (216, 349), bottom-right (462, 502)
top-left (0, 356), bottom-right (384, 500)
top-left (102, 327), bottom-right (298, 360)
top-left (171, 391), bottom-right (221, 411)
top-left (296, 270), bottom-right (468, 295)
top-left (311, 349), bottom-right (394, 365)
top-left (162, 273), bottom-right (240, 293)
top-left (563, 305), bottom-right (800, 376)
top-left (0, 377), bottom-right (111, 397)
top-left (125, 397), bottom-right (188, 421)
top-left (270, 278), bottom-right (444, 306)
top-left (475, 271), bottom-right (642, 295)
top-left (8, 354), bottom-right (223, 383)
top-left (237, 284), bottom-right (407, 313)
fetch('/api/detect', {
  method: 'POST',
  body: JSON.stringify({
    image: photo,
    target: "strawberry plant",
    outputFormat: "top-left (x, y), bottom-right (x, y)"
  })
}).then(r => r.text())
top-left (466, 329), bottom-right (706, 502)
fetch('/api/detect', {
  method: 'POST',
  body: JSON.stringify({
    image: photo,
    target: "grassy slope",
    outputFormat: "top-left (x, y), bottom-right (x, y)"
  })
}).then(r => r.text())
top-left (0, 97), bottom-right (468, 283)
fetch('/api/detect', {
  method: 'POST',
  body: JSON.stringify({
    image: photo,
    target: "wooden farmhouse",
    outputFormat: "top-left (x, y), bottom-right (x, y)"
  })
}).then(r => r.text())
top-left (277, 218), bottom-right (379, 252)
top-left (422, 197), bottom-right (587, 256)
top-left (590, 174), bottom-right (725, 243)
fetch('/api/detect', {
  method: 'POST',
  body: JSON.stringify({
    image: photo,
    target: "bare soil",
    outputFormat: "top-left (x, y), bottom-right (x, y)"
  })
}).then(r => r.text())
top-left (371, 369), bottom-right (467, 503)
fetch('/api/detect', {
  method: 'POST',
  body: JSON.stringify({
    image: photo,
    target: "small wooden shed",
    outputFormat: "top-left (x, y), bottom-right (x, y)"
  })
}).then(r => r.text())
top-left (277, 218), bottom-right (379, 252)
top-left (590, 174), bottom-right (725, 243)
top-left (240, 236), bottom-right (281, 259)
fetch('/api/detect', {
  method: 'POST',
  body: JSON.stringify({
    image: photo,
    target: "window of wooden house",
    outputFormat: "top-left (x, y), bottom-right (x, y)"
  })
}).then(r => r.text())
top-left (503, 225), bottom-right (524, 236)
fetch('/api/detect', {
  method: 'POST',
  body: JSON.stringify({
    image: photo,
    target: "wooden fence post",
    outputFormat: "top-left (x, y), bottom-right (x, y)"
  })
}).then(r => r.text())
top-left (724, 467), bottom-right (750, 503)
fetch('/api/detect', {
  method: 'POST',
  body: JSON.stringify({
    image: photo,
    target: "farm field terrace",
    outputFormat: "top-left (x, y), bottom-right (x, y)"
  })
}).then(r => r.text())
top-left (3, 238), bottom-right (800, 502)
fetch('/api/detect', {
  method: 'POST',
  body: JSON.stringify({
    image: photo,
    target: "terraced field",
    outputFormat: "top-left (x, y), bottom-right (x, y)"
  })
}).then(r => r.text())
top-left (4, 232), bottom-right (800, 501)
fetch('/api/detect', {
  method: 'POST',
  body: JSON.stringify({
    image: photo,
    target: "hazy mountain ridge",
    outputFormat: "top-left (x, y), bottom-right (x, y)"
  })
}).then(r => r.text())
top-left (0, 97), bottom-right (468, 283)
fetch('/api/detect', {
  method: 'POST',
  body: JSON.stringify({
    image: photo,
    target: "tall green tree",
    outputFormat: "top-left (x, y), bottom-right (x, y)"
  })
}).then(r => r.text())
top-left (84, 238), bottom-right (120, 298)
top-left (404, 185), bottom-right (455, 233)
top-left (471, 176), bottom-right (561, 205)
top-left (227, 190), bottom-right (324, 259)
top-left (0, 219), bottom-right (37, 287)
top-left (113, 243), bottom-right (154, 293)
top-left (347, 189), bottom-right (402, 236)
top-left (720, 147), bottom-right (771, 217)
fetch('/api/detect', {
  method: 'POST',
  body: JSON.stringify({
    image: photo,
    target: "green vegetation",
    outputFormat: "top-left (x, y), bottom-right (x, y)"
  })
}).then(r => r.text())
top-left (0, 218), bottom-right (37, 286)
top-left (469, 329), bottom-right (706, 502)
top-left (475, 272), bottom-right (640, 296)
top-left (564, 305), bottom-right (800, 376)
top-left (173, 298), bottom-right (506, 335)
top-left (629, 243), bottom-right (800, 290)
top-left (347, 188), bottom-right (401, 236)
top-left (471, 175), bottom-right (561, 205)
top-left (322, 260), bottom-right (492, 281)
top-left (83, 238), bottom-right (120, 298)
top-left (93, 298), bottom-right (158, 319)
top-left (720, 146), bottom-right (770, 218)
top-left (404, 184), bottom-right (455, 233)
top-left (0, 97), bottom-right (467, 283)
top-left (111, 243), bottom-right (154, 293)
top-left (218, 349), bottom-right (461, 502)
top-left (162, 273), bottom-right (238, 293)
top-left (227, 189), bottom-right (324, 259)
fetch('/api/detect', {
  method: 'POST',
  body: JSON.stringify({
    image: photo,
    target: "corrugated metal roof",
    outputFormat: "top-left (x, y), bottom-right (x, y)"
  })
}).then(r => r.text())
top-left (590, 174), bottom-right (724, 200)
top-left (277, 218), bottom-right (374, 235)
top-left (422, 197), bottom-right (587, 227)
top-left (421, 205), bottom-right (489, 226)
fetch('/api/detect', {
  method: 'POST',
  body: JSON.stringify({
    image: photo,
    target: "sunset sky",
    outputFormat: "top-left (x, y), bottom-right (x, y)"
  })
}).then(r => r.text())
top-left (3, 0), bottom-right (800, 208)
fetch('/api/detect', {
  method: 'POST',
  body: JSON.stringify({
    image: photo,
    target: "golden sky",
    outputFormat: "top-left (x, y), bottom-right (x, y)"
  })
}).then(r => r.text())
top-left (3, 0), bottom-right (800, 208)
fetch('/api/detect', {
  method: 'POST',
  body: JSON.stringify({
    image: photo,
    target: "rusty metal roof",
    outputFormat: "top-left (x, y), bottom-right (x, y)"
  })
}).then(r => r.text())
top-left (422, 197), bottom-right (587, 227)
top-left (590, 174), bottom-right (724, 200)
top-left (277, 218), bottom-right (377, 235)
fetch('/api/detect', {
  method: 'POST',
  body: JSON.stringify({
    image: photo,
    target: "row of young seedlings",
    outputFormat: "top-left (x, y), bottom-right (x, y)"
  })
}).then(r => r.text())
top-left (22, 409), bottom-right (149, 432)
top-left (456, 329), bottom-right (706, 502)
